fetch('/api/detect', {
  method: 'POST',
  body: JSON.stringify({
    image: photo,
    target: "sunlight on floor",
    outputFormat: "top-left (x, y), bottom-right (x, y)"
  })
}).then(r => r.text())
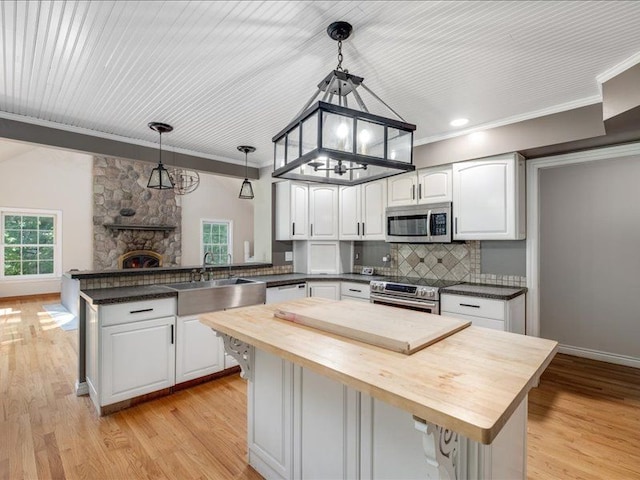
top-left (0, 307), bottom-right (21, 316)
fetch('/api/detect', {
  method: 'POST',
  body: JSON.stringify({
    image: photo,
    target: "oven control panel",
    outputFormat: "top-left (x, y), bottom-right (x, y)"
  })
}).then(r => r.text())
top-left (370, 281), bottom-right (437, 299)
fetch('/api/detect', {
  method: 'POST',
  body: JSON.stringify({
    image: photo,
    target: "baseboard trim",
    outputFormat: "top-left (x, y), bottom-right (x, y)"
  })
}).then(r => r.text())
top-left (559, 344), bottom-right (640, 369)
top-left (75, 381), bottom-right (89, 396)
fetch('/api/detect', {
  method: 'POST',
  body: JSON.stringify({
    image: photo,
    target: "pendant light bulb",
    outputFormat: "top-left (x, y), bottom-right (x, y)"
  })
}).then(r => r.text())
top-left (238, 145), bottom-right (256, 199)
top-left (147, 122), bottom-right (175, 190)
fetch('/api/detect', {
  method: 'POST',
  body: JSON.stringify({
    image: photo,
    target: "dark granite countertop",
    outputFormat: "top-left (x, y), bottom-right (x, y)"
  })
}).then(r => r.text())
top-left (249, 273), bottom-right (387, 287)
top-left (440, 283), bottom-right (527, 300)
top-left (66, 262), bottom-right (272, 279)
top-left (80, 285), bottom-right (177, 305)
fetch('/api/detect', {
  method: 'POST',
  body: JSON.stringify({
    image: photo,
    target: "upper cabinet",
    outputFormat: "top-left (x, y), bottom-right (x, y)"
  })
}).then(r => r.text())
top-left (339, 179), bottom-right (387, 241)
top-left (417, 165), bottom-right (452, 204)
top-left (308, 185), bottom-right (339, 240)
top-left (387, 166), bottom-right (452, 207)
top-left (275, 181), bottom-right (309, 240)
top-left (387, 172), bottom-right (417, 207)
top-left (452, 153), bottom-right (526, 240)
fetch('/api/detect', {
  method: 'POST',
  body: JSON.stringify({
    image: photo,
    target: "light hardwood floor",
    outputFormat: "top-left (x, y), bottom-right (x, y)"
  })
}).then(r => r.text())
top-left (2, 296), bottom-right (639, 479)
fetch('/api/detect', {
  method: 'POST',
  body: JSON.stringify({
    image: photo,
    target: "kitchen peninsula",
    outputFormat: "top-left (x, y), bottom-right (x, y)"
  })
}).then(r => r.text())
top-left (200, 297), bottom-right (558, 480)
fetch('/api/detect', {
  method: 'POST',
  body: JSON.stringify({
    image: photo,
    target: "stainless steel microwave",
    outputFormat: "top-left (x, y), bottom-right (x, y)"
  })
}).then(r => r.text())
top-left (385, 202), bottom-right (452, 243)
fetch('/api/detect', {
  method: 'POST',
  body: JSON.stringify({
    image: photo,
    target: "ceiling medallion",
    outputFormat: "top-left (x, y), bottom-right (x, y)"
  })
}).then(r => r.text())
top-left (272, 21), bottom-right (416, 186)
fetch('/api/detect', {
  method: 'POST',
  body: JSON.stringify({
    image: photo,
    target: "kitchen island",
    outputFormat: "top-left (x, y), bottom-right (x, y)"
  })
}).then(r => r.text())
top-left (199, 297), bottom-right (557, 480)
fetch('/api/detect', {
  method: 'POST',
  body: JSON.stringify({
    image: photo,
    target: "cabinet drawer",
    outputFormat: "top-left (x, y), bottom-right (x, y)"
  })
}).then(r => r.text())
top-left (441, 311), bottom-right (505, 331)
top-left (440, 294), bottom-right (505, 320)
top-left (340, 282), bottom-right (370, 300)
top-left (100, 297), bottom-right (176, 326)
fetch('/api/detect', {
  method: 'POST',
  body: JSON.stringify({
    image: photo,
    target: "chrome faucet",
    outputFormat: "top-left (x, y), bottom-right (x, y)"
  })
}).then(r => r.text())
top-left (201, 252), bottom-right (213, 281)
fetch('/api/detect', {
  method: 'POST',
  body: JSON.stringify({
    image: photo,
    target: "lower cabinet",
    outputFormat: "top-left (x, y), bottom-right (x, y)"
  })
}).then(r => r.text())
top-left (441, 293), bottom-right (525, 334)
top-left (307, 281), bottom-right (340, 300)
top-left (248, 347), bottom-right (527, 480)
top-left (266, 283), bottom-right (307, 304)
top-left (86, 297), bottom-right (178, 412)
top-left (340, 281), bottom-right (371, 302)
top-left (175, 315), bottom-right (224, 384)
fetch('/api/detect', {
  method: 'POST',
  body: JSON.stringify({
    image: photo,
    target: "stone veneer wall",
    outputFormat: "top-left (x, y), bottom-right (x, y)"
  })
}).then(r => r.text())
top-left (78, 264), bottom-right (294, 290)
top-left (93, 156), bottom-right (181, 269)
top-left (356, 242), bottom-right (526, 287)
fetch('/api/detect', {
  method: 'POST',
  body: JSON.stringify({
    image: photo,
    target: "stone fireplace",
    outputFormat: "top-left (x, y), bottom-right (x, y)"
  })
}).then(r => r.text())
top-left (92, 156), bottom-right (182, 270)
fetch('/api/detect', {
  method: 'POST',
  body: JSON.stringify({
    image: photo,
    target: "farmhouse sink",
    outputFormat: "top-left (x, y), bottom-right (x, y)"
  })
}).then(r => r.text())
top-left (166, 278), bottom-right (266, 316)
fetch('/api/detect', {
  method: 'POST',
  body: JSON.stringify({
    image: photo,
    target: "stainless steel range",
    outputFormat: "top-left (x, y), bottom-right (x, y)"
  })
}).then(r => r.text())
top-left (369, 278), bottom-right (459, 314)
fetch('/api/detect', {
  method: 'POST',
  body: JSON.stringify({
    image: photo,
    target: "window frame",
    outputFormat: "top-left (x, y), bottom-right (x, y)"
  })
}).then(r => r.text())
top-left (200, 219), bottom-right (233, 265)
top-left (0, 207), bottom-right (63, 281)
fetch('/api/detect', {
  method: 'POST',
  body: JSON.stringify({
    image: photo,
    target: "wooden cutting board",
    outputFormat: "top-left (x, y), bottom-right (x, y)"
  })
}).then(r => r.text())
top-left (273, 299), bottom-right (471, 354)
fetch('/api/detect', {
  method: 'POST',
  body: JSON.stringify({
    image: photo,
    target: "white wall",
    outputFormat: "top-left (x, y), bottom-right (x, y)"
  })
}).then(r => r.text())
top-left (253, 166), bottom-right (275, 263)
top-left (0, 145), bottom-right (93, 297)
top-left (180, 172), bottom-right (254, 265)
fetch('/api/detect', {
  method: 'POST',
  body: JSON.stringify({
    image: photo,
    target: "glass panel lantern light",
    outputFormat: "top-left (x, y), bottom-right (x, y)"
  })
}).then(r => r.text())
top-left (272, 21), bottom-right (416, 186)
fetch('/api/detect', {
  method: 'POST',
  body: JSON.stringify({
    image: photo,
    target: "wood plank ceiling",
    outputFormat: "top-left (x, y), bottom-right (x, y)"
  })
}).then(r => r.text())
top-left (1, 0), bottom-right (640, 167)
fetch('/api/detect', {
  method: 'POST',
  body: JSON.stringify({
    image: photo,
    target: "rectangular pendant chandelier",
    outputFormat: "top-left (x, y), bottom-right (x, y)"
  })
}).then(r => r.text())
top-left (272, 23), bottom-right (416, 186)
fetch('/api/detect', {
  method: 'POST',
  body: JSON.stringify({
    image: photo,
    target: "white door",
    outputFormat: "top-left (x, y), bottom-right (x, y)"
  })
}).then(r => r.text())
top-left (101, 316), bottom-right (175, 406)
top-left (339, 185), bottom-right (361, 240)
top-left (453, 157), bottom-right (515, 239)
top-left (175, 315), bottom-right (225, 384)
top-left (362, 179), bottom-right (387, 240)
top-left (387, 172), bottom-right (417, 207)
top-left (309, 185), bottom-right (339, 239)
top-left (417, 166), bottom-right (452, 204)
top-left (291, 182), bottom-right (309, 239)
top-left (307, 282), bottom-right (340, 300)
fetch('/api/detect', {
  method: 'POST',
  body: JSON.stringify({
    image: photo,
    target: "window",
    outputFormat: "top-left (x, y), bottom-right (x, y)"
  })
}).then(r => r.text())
top-left (201, 220), bottom-right (232, 265)
top-left (1, 209), bottom-right (61, 279)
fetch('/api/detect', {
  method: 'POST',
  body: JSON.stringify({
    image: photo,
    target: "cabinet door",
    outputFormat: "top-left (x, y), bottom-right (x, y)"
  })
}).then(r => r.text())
top-left (101, 316), bottom-right (175, 406)
top-left (297, 367), bottom-right (359, 480)
top-left (387, 172), bottom-right (417, 207)
top-left (175, 315), bottom-right (224, 384)
top-left (453, 156), bottom-right (523, 240)
top-left (307, 281), bottom-right (340, 300)
top-left (362, 179), bottom-right (387, 240)
top-left (249, 348), bottom-right (294, 480)
top-left (309, 185), bottom-right (339, 239)
top-left (291, 182), bottom-right (309, 239)
top-left (339, 185), bottom-right (361, 240)
top-left (417, 166), bottom-right (452, 204)
top-left (266, 284), bottom-right (308, 304)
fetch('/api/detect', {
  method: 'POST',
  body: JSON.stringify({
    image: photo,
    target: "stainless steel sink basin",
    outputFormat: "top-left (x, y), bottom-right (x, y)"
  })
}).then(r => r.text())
top-left (165, 278), bottom-right (266, 315)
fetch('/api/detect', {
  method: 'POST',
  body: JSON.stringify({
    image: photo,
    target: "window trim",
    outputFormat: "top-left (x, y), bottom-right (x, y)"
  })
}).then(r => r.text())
top-left (200, 218), bottom-right (233, 265)
top-left (0, 207), bottom-right (63, 281)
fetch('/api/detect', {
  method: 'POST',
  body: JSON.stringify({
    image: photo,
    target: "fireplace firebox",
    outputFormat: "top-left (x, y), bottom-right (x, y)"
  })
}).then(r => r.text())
top-left (118, 250), bottom-right (163, 269)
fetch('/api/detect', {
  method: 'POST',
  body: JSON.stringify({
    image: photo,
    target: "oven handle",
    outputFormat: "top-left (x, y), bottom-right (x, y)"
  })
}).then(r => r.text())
top-left (370, 294), bottom-right (438, 310)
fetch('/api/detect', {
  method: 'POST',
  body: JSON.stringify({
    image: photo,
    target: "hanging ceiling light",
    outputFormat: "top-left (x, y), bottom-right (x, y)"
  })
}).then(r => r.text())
top-left (272, 21), bottom-right (416, 186)
top-left (147, 122), bottom-right (175, 190)
top-left (238, 145), bottom-right (256, 199)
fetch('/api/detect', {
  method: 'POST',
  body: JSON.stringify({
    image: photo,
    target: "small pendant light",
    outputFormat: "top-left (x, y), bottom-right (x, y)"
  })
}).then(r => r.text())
top-left (147, 122), bottom-right (175, 190)
top-left (238, 145), bottom-right (256, 199)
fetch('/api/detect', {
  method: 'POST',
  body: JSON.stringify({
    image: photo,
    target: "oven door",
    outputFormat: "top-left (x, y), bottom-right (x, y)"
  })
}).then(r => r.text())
top-left (370, 293), bottom-right (440, 314)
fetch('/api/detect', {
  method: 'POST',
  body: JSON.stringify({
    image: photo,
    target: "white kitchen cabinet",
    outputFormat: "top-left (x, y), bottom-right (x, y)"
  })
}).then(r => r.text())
top-left (452, 153), bottom-right (526, 240)
top-left (339, 179), bottom-right (387, 241)
top-left (249, 348), bottom-right (294, 480)
top-left (307, 281), bottom-right (340, 300)
top-left (417, 165), bottom-right (452, 204)
top-left (441, 293), bottom-right (525, 334)
top-left (294, 241), bottom-right (346, 274)
top-left (275, 181), bottom-right (308, 240)
top-left (309, 185), bottom-right (339, 239)
top-left (86, 297), bottom-right (177, 413)
top-left (340, 281), bottom-right (371, 302)
top-left (266, 283), bottom-right (307, 304)
top-left (387, 171), bottom-right (418, 207)
top-left (175, 315), bottom-right (224, 384)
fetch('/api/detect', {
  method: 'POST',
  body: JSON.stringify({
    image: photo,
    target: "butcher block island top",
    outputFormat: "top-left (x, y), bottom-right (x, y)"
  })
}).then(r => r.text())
top-left (199, 297), bottom-right (558, 444)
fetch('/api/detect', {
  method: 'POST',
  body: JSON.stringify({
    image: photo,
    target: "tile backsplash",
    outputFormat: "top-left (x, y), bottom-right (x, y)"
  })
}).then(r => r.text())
top-left (356, 241), bottom-right (526, 287)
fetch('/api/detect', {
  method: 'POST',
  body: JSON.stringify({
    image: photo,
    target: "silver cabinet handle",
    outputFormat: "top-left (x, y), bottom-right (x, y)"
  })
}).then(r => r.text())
top-left (292, 222), bottom-right (295, 236)
top-left (427, 209), bottom-right (432, 238)
top-left (418, 184), bottom-right (422, 199)
top-left (357, 222), bottom-right (360, 236)
top-left (460, 303), bottom-right (480, 308)
top-left (454, 217), bottom-right (458, 234)
top-left (348, 288), bottom-right (362, 293)
top-left (310, 224), bottom-right (313, 236)
top-left (411, 184), bottom-right (416, 200)
top-left (362, 222), bottom-right (365, 236)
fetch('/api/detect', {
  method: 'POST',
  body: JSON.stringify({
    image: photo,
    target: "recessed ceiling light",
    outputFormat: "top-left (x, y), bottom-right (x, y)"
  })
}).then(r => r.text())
top-left (450, 118), bottom-right (469, 127)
